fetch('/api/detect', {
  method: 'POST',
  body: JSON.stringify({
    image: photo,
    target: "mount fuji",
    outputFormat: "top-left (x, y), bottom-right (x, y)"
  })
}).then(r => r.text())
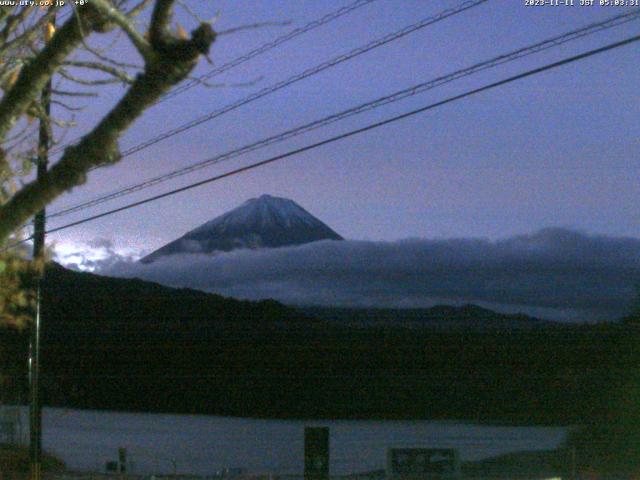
top-left (140, 194), bottom-right (343, 263)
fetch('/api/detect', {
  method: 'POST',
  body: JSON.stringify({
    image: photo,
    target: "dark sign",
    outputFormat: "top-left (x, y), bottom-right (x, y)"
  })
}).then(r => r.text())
top-left (389, 448), bottom-right (458, 477)
top-left (118, 447), bottom-right (127, 473)
top-left (304, 427), bottom-right (329, 480)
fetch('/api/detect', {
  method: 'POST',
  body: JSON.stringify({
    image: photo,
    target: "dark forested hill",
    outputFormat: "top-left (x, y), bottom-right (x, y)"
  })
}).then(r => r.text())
top-left (0, 263), bottom-right (636, 427)
top-left (300, 304), bottom-right (559, 330)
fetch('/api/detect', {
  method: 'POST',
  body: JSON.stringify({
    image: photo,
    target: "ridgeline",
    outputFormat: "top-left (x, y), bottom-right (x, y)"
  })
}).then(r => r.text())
top-left (0, 263), bottom-right (637, 427)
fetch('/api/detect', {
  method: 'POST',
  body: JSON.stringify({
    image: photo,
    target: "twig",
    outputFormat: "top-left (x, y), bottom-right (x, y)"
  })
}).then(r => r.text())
top-left (51, 100), bottom-right (85, 112)
top-left (64, 60), bottom-right (138, 81)
top-left (0, 10), bottom-right (91, 142)
top-left (126, 0), bottom-right (154, 18)
top-left (217, 20), bottom-right (291, 36)
top-left (59, 67), bottom-right (131, 86)
top-left (51, 89), bottom-right (98, 97)
top-left (79, 39), bottom-right (142, 70)
top-left (0, 7), bottom-right (59, 58)
top-left (89, 0), bottom-right (154, 62)
top-left (187, 74), bottom-right (263, 90)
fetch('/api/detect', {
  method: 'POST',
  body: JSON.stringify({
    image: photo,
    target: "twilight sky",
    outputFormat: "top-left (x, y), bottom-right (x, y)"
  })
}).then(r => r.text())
top-left (44, 0), bottom-right (640, 256)
top-left (42, 1), bottom-right (640, 319)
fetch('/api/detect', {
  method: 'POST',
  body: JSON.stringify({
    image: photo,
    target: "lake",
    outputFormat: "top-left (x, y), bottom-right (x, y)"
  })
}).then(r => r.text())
top-left (3, 406), bottom-right (569, 475)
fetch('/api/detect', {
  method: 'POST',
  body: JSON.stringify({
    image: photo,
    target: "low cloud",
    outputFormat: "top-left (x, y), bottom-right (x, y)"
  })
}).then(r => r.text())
top-left (55, 237), bottom-right (142, 272)
top-left (102, 228), bottom-right (640, 322)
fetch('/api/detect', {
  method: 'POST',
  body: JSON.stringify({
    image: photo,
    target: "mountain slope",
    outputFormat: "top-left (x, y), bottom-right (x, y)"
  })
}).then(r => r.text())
top-left (301, 304), bottom-right (559, 331)
top-left (0, 263), bottom-right (635, 425)
top-left (141, 195), bottom-right (342, 263)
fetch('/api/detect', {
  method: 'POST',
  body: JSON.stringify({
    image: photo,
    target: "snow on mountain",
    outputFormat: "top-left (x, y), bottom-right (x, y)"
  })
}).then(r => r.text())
top-left (140, 195), bottom-right (343, 263)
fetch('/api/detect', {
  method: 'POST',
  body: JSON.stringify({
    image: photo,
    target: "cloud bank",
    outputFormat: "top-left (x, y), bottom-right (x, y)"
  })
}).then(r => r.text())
top-left (101, 228), bottom-right (640, 322)
top-left (55, 238), bottom-right (141, 272)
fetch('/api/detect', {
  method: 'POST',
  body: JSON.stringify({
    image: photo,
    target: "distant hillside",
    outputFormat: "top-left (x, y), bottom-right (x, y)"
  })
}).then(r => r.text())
top-left (301, 304), bottom-right (560, 331)
top-left (0, 264), bottom-right (636, 426)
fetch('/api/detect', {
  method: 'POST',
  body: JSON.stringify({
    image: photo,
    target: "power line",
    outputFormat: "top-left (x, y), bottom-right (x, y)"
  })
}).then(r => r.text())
top-left (160, 0), bottom-right (378, 102)
top-left (40, 0), bottom-right (490, 224)
top-left (48, 0), bottom-right (377, 156)
top-left (24, 33), bottom-right (640, 244)
top-left (44, 0), bottom-right (488, 219)
top-left (49, 0), bottom-right (488, 160)
top-left (44, 9), bottom-right (640, 221)
top-left (119, 0), bottom-right (488, 158)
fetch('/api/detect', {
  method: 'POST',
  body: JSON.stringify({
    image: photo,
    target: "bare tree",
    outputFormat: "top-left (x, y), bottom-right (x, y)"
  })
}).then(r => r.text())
top-left (0, 0), bottom-right (217, 325)
top-left (0, 0), bottom-right (216, 241)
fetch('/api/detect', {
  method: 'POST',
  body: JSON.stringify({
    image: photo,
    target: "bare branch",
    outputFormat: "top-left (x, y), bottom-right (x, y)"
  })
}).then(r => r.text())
top-left (0, 13), bottom-right (217, 242)
top-left (176, 0), bottom-right (206, 25)
top-left (0, 10), bottom-right (103, 144)
top-left (0, 7), bottom-right (59, 58)
top-left (0, 62), bottom-right (24, 91)
top-left (51, 89), bottom-right (98, 97)
top-left (63, 60), bottom-right (137, 83)
top-left (3, 118), bottom-right (36, 146)
top-left (89, 0), bottom-right (154, 62)
top-left (0, 6), bottom-right (17, 25)
top-left (79, 40), bottom-right (142, 70)
top-left (149, 0), bottom-right (174, 46)
top-left (126, 0), bottom-right (154, 18)
top-left (188, 74), bottom-right (263, 90)
top-left (50, 117), bottom-right (78, 146)
top-left (0, 7), bottom-right (33, 44)
top-left (217, 20), bottom-right (291, 36)
top-left (59, 68), bottom-right (131, 86)
top-left (51, 100), bottom-right (85, 112)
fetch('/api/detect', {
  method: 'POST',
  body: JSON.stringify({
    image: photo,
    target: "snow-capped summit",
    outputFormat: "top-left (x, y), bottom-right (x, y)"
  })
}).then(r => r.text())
top-left (140, 195), bottom-right (343, 263)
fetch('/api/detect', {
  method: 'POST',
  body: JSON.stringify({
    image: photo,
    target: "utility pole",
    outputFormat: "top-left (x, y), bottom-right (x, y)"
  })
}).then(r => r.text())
top-left (29, 13), bottom-right (55, 480)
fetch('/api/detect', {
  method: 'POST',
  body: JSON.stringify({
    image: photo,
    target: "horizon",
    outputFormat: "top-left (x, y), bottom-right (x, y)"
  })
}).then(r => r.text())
top-left (42, 1), bottom-right (639, 254)
top-left (53, 195), bottom-right (640, 323)
top-left (35, 0), bottom-right (640, 324)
